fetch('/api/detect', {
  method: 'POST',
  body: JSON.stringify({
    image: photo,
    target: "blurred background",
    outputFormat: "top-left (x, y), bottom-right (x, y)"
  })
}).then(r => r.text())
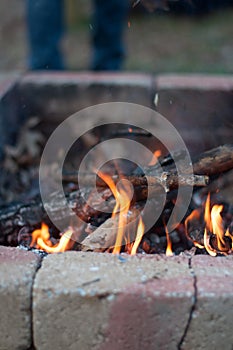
top-left (0, 0), bottom-right (233, 73)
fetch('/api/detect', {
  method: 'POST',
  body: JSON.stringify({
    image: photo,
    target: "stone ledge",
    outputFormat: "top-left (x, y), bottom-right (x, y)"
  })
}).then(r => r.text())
top-left (156, 74), bottom-right (233, 90)
top-left (17, 72), bottom-right (154, 122)
top-left (33, 252), bottom-right (193, 350)
top-left (20, 71), bottom-right (153, 87)
top-left (0, 246), bottom-right (41, 350)
top-left (0, 248), bottom-right (233, 350)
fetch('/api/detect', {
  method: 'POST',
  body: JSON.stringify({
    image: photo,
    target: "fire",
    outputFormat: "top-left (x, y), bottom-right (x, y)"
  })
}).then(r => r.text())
top-left (131, 217), bottom-right (145, 255)
top-left (164, 222), bottom-right (173, 256)
top-left (186, 193), bottom-right (232, 256)
top-left (30, 222), bottom-right (74, 253)
top-left (148, 150), bottom-right (162, 166)
top-left (98, 171), bottom-right (145, 254)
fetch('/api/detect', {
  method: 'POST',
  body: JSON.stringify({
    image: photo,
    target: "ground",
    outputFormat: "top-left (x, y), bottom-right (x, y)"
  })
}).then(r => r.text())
top-left (0, 0), bottom-right (233, 74)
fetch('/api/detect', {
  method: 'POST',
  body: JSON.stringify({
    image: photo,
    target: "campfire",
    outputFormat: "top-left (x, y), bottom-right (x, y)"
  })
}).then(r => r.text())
top-left (4, 121), bottom-right (230, 258)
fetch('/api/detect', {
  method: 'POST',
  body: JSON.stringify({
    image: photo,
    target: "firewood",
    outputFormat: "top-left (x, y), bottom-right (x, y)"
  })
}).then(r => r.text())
top-left (62, 172), bottom-right (209, 191)
top-left (192, 144), bottom-right (233, 176)
top-left (146, 144), bottom-right (233, 176)
top-left (3, 144), bottom-right (231, 247)
top-left (81, 216), bottom-right (119, 252)
top-left (81, 209), bottom-right (140, 252)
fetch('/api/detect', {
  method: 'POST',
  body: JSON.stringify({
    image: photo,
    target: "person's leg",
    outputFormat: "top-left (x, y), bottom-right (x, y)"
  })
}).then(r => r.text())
top-left (26, 0), bottom-right (65, 70)
top-left (91, 0), bottom-right (129, 71)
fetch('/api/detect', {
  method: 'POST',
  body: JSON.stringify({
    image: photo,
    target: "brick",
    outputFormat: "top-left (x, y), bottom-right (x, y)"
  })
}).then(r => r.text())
top-left (0, 246), bottom-right (41, 350)
top-left (33, 252), bottom-right (193, 350)
top-left (17, 72), bottom-right (154, 123)
top-left (182, 255), bottom-right (233, 350)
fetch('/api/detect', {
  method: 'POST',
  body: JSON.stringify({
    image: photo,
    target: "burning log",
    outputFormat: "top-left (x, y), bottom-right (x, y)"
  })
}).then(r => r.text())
top-left (2, 144), bottom-right (232, 254)
top-left (146, 144), bottom-right (233, 176)
top-left (0, 199), bottom-right (47, 246)
top-left (63, 144), bottom-right (233, 194)
top-left (62, 172), bottom-right (209, 191)
top-left (81, 208), bottom-right (141, 252)
top-left (81, 215), bottom-right (120, 252)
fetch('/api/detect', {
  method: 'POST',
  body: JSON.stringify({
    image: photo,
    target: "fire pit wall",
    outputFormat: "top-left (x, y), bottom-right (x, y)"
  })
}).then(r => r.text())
top-left (0, 72), bottom-right (233, 350)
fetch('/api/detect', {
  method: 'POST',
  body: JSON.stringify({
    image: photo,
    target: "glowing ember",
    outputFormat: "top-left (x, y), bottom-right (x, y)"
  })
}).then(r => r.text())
top-left (30, 223), bottom-right (74, 253)
top-left (148, 150), bottom-right (162, 166)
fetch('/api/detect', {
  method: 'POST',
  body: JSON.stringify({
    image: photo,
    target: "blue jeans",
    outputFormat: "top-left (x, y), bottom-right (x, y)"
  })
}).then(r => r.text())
top-left (26, 0), bottom-right (129, 70)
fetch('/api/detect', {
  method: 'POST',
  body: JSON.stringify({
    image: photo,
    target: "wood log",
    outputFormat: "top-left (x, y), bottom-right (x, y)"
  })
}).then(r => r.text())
top-left (0, 198), bottom-right (47, 246)
top-left (0, 186), bottom-right (115, 245)
top-left (81, 215), bottom-right (119, 252)
top-left (146, 144), bottom-right (233, 176)
top-left (192, 144), bottom-right (233, 176)
top-left (81, 208), bottom-right (141, 252)
top-left (62, 172), bottom-right (208, 191)
top-left (62, 144), bottom-right (233, 191)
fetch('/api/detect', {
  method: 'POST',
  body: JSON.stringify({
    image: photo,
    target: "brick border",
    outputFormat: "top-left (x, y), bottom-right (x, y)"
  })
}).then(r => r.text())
top-left (0, 248), bottom-right (233, 349)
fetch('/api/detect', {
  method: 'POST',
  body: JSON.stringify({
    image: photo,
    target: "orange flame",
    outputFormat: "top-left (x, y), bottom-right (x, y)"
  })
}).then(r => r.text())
top-left (186, 193), bottom-right (232, 255)
top-left (203, 193), bottom-right (231, 254)
top-left (164, 221), bottom-right (173, 256)
top-left (131, 217), bottom-right (145, 255)
top-left (148, 150), bottom-right (162, 166)
top-left (98, 171), bottom-right (146, 254)
top-left (30, 223), bottom-right (74, 253)
top-left (204, 193), bottom-right (212, 232)
top-left (98, 171), bottom-right (133, 254)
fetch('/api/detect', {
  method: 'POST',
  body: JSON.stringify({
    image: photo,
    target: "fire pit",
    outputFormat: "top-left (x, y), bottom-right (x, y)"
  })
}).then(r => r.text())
top-left (0, 72), bottom-right (233, 350)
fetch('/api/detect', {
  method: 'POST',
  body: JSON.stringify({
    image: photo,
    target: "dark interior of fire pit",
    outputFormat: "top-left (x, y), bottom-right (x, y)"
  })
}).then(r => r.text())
top-left (0, 74), bottom-right (232, 257)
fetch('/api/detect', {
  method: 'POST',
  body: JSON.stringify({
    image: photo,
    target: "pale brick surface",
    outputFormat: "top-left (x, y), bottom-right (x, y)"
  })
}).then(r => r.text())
top-left (33, 252), bottom-right (193, 350)
top-left (0, 246), bottom-right (41, 350)
top-left (182, 255), bottom-right (233, 350)
top-left (156, 74), bottom-right (233, 90)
